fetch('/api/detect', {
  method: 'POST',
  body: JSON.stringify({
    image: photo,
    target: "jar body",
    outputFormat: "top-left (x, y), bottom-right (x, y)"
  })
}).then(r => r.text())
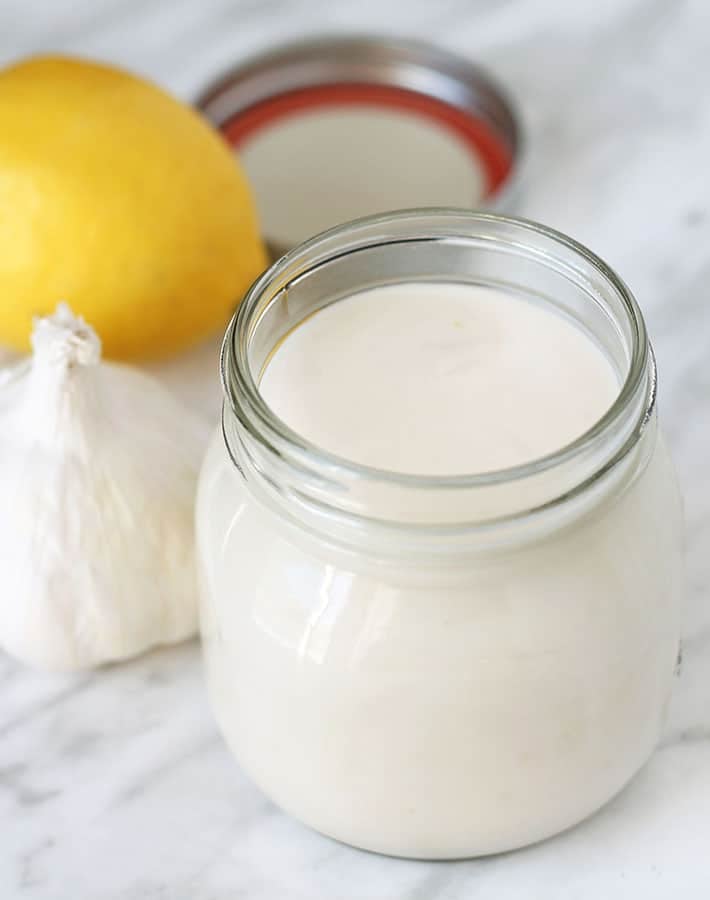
top-left (197, 419), bottom-right (683, 858)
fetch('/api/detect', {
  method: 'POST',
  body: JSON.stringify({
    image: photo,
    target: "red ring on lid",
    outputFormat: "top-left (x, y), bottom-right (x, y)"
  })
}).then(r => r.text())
top-left (222, 83), bottom-right (514, 197)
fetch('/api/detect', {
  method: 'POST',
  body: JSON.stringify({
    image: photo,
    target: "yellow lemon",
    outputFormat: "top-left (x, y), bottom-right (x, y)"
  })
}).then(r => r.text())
top-left (0, 56), bottom-right (267, 359)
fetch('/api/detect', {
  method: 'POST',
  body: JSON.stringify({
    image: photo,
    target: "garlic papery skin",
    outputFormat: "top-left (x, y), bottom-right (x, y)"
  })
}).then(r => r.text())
top-left (0, 304), bottom-right (206, 671)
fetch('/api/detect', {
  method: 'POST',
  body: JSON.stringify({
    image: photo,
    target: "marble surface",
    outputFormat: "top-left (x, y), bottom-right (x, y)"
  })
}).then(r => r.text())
top-left (2, 0), bottom-right (710, 897)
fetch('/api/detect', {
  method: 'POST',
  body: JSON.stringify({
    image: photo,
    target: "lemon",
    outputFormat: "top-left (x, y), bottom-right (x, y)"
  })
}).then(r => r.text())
top-left (0, 56), bottom-right (267, 359)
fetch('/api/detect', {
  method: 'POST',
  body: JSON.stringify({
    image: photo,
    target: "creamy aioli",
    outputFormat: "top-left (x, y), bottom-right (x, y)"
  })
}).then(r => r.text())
top-left (260, 283), bottom-right (619, 474)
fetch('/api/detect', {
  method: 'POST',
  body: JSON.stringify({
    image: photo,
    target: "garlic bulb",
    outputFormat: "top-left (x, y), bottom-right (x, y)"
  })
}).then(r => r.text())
top-left (0, 305), bottom-right (207, 670)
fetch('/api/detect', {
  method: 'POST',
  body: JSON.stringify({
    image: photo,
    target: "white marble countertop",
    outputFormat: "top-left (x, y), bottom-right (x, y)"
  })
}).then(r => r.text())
top-left (1, 1), bottom-right (709, 897)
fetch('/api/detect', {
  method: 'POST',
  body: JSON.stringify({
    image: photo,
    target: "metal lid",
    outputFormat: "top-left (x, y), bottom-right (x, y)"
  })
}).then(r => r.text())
top-left (197, 37), bottom-right (522, 255)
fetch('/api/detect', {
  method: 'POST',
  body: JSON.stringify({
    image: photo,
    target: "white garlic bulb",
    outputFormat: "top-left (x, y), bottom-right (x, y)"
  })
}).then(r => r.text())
top-left (0, 305), bottom-right (207, 671)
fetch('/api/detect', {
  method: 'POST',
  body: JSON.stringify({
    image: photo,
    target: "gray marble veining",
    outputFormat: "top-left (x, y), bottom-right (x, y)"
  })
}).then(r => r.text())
top-left (1, 0), bottom-right (709, 897)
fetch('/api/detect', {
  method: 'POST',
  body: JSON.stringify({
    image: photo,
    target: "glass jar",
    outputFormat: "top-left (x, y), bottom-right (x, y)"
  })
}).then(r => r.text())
top-left (197, 210), bottom-right (683, 859)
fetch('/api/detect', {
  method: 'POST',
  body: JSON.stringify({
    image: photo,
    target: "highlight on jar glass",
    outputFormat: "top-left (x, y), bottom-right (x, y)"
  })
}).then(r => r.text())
top-left (196, 210), bottom-right (684, 860)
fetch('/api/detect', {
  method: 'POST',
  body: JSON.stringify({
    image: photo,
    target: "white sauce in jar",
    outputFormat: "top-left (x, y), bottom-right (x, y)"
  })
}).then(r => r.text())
top-left (260, 282), bottom-right (619, 474)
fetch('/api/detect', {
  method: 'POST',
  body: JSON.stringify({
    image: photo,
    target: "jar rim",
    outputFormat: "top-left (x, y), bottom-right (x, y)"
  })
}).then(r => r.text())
top-left (221, 208), bottom-right (653, 497)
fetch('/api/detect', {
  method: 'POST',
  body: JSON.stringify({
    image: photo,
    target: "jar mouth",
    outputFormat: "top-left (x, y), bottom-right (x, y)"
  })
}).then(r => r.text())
top-left (221, 209), bottom-right (655, 529)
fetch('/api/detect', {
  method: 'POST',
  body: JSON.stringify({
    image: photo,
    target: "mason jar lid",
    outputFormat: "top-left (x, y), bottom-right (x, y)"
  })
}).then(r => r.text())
top-left (197, 37), bottom-right (523, 256)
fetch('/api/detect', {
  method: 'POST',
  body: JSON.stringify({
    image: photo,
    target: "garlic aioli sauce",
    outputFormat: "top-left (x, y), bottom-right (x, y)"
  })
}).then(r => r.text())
top-left (259, 282), bottom-right (620, 475)
top-left (198, 279), bottom-right (683, 858)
